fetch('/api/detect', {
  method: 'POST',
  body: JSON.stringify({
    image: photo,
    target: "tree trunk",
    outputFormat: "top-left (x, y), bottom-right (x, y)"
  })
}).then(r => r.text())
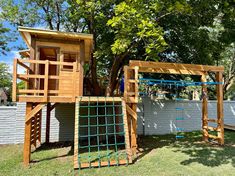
top-left (106, 56), bottom-right (125, 96)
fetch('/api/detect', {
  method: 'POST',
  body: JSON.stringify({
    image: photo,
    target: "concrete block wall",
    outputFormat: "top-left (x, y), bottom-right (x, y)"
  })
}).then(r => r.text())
top-left (0, 99), bottom-right (235, 144)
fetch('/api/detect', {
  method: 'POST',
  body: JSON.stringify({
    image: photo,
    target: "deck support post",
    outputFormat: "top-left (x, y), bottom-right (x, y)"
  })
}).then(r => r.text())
top-left (216, 72), bottom-right (224, 145)
top-left (46, 103), bottom-right (51, 144)
top-left (23, 102), bottom-right (33, 166)
top-left (201, 74), bottom-right (208, 142)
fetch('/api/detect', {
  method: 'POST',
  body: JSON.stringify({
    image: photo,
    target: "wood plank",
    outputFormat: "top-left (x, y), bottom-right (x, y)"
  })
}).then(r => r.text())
top-left (17, 95), bottom-right (74, 103)
top-left (208, 134), bottom-right (220, 140)
top-left (74, 98), bottom-right (79, 168)
top-left (12, 59), bottom-right (17, 102)
top-left (201, 74), bottom-right (208, 142)
top-left (216, 72), bottom-right (224, 145)
top-left (78, 159), bottom-right (127, 169)
top-left (137, 67), bottom-right (205, 75)
top-left (23, 102), bottom-right (32, 166)
top-left (131, 104), bottom-right (137, 155)
top-left (18, 89), bottom-right (44, 94)
top-left (124, 66), bottom-right (128, 102)
top-left (122, 101), bottom-right (133, 163)
top-left (207, 119), bottom-right (217, 123)
top-left (77, 96), bottom-right (123, 102)
top-left (25, 103), bottom-right (46, 122)
top-left (37, 110), bottom-right (42, 145)
top-left (17, 58), bottom-right (74, 66)
top-left (129, 60), bottom-right (224, 72)
top-left (126, 104), bottom-right (137, 120)
top-left (44, 60), bottom-right (49, 101)
top-left (46, 103), bottom-right (51, 144)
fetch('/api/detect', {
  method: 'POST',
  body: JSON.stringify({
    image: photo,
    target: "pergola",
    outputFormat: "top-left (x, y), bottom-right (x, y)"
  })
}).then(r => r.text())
top-left (124, 60), bottom-right (224, 155)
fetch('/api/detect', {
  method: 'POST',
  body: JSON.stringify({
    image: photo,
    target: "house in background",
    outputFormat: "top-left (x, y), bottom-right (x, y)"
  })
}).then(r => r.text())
top-left (0, 88), bottom-right (8, 105)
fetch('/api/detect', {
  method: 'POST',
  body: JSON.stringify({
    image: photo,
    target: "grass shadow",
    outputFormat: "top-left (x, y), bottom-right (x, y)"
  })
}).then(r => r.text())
top-left (136, 130), bottom-right (235, 167)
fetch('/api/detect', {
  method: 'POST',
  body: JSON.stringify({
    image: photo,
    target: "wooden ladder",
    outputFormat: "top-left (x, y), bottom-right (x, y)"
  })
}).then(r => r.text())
top-left (124, 66), bottom-right (139, 155)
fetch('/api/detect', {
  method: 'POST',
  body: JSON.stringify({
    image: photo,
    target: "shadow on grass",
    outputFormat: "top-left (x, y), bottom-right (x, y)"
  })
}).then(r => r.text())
top-left (31, 130), bottom-right (235, 168)
top-left (31, 141), bottom-right (74, 163)
top-left (137, 130), bottom-right (235, 167)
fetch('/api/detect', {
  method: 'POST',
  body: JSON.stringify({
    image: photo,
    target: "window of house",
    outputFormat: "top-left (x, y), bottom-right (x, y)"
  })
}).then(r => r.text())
top-left (62, 52), bottom-right (78, 70)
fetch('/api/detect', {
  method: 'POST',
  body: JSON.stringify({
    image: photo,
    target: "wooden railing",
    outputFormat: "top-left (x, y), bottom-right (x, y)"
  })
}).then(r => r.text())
top-left (12, 58), bottom-right (79, 102)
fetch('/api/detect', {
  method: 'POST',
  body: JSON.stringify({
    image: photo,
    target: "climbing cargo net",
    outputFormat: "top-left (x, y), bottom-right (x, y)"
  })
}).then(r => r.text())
top-left (74, 97), bottom-right (132, 169)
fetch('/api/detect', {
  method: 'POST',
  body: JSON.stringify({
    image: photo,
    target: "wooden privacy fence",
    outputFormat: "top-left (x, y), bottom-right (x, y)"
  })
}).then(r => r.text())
top-left (12, 58), bottom-right (82, 102)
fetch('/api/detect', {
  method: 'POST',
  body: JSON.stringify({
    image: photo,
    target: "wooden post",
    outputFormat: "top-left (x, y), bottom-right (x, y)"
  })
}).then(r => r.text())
top-left (12, 59), bottom-right (17, 102)
top-left (131, 103), bottom-right (137, 155)
top-left (23, 102), bottom-right (33, 166)
top-left (72, 62), bottom-right (77, 101)
top-left (37, 109), bottom-right (42, 145)
top-left (122, 100), bottom-right (132, 163)
top-left (201, 74), bottom-right (208, 142)
top-left (44, 60), bottom-right (49, 102)
top-left (46, 103), bottom-right (51, 144)
top-left (216, 72), bottom-right (224, 145)
top-left (74, 98), bottom-right (79, 168)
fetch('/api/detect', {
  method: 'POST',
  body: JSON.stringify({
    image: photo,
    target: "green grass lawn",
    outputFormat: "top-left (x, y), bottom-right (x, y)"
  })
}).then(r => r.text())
top-left (1, 131), bottom-right (235, 176)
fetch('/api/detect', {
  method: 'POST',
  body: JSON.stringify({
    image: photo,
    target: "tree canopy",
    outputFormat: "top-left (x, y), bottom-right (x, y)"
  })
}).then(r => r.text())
top-left (0, 0), bottom-right (234, 97)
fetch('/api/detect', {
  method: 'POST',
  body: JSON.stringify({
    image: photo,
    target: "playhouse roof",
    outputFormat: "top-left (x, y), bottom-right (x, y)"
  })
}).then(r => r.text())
top-left (18, 26), bottom-right (93, 62)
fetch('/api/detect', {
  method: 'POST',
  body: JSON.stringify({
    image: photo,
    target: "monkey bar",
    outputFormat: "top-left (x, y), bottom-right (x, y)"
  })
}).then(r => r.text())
top-left (124, 60), bottom-right (224, 155)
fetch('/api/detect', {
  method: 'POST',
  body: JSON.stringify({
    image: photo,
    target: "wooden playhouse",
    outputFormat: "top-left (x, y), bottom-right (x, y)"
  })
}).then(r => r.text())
top-left (12, 27), bottom-right (224, 169)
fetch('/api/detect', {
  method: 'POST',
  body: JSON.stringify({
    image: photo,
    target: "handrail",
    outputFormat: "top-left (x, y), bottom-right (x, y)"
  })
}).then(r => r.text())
top-left (17, 58), bottom-right (74, 66)
top-left (13, 58), bottom-right (79, 102)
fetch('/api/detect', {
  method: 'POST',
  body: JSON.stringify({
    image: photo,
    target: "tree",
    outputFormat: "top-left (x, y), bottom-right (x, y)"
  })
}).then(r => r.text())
top-left (0, 63), bottom-right (11, 88)
top-left (0, 23), bottom-right (11, 55)
top-left (1, 0), bottom-right (234, 97)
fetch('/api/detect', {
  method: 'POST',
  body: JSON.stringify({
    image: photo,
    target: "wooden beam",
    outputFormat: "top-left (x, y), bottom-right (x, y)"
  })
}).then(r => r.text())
top-left (129, 60), bottom-right (224, 73)
top-left (216, 72), bottom-right (224, 145)
top-left (46, 103), bottom-right (51, 144)
top-left (137, 67), bottom-right (205, 75)
top-left (25, 103), bottom-right (46, 122)
top-left (74, 98), bottom-right (79, 169)
top-left (77, 96), bottom-right (123, 102)
top-left (17, 59), bottom-right (32, 71)
top-left (126, 104), bottom-right (137, 120)
top-left (23, 102), bottom-right (32, 166)
top-left (122, 101), bottom-right (132, 163)
top-left (201, 74), bottom-right (208, 142)
top-left (43, 60), bottom-right (49, 101)
top-left (130, 104), bottom-right (137, 155)
top-left (78, 159), bottom-right (127, 169)
top-left (12, 59), bottom-right (17, 102)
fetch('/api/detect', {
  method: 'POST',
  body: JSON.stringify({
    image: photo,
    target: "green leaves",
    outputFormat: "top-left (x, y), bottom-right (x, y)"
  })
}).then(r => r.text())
top-left (107, 0), bottom-right (190, 58)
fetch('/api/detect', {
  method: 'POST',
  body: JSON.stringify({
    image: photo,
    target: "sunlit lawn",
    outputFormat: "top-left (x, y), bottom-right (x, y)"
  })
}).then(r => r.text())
top-left (0, 131), bottom-right (235, 176)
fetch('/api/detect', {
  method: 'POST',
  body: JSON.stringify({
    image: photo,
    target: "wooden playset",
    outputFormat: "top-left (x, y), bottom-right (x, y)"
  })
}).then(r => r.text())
top-left (12, 27), bottom-right (224, 169)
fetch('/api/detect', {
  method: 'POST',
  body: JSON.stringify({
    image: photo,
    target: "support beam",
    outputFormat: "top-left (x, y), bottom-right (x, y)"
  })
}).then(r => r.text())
top-left (216, 72), bottom-right (224, 145)
top-left (25, 103), bottom-right (46, 122)
top-left (46, 103), bottom-right (51, 144)
top-left (201, 74), bottom-right (208, 142)
top-left (129, 60), bottom-right (224, 72)
top-left (131, 104), bottom-right (137, 155)
top-left (23, 102), bottom-right (32, 166)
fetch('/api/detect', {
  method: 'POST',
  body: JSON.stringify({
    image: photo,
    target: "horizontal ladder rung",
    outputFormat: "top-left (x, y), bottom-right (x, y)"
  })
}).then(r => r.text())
top-left (176, 117), bottom-right (185, 120)
top-left (208, 134), bottom-right (220, 140)
top-left (175, 107), bottom-right (184, 110)
top-left (207, 119), bottom-right (217, 123)
top-left (176, 127), bottom-right (184, 131)
top-left (128, 80), bottom-right (138, 83)
top-left (207, 126), bottom-right (219, 131)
